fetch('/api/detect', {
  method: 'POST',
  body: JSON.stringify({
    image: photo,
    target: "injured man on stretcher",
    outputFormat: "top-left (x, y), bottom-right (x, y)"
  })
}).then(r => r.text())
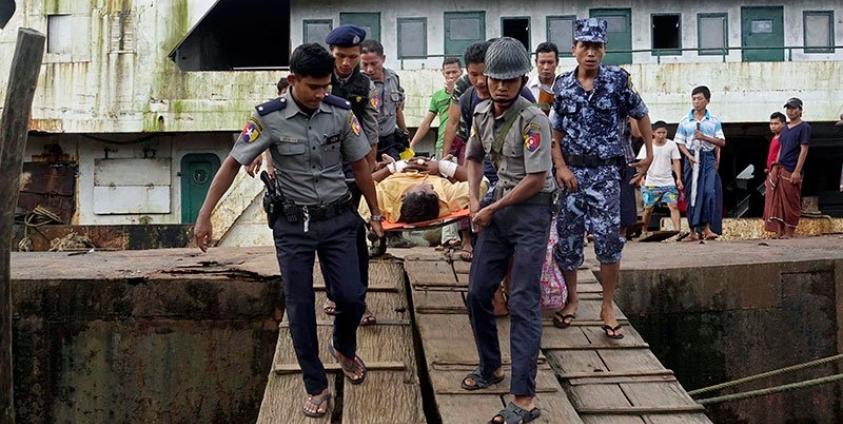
top-left (358, 155), bottom-right (488, 227)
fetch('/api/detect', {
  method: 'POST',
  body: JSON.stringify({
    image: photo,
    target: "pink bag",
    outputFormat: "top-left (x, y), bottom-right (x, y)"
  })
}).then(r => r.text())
top-left (540, 223), bottom-right (567, 312)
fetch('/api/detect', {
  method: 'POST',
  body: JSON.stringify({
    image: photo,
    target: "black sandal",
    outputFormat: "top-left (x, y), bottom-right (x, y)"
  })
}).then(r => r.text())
top-left (552, 313), bottom-right (576, 329)
top-left (303, 391), bottom-right (331, 418)
top-left (602, 324), bottom-right (625, 340)
top-left (461, 368), bottom-right (505, 391)
top-left (489, 401), bottom-right (541, 423)
top-left (328, 343), bottom-right (367, 385)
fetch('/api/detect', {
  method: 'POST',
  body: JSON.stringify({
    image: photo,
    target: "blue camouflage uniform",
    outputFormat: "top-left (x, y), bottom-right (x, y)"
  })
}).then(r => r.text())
top-left (551, 18), bottom-right (649, 270)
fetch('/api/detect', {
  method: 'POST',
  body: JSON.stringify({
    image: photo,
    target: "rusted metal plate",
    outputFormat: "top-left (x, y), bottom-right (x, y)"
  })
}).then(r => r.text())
top-left (12, 224), bottom-right (194, 251)
top-left (18, 162), bottom-right (76, 223)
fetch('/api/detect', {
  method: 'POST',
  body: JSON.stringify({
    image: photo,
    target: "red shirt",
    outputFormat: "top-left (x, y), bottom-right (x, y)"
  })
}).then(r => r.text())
top-left (766, 135), bottom-right (780, 170)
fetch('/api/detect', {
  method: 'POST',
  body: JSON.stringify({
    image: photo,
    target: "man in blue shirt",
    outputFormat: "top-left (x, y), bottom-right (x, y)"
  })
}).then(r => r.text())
top-left (674, 86), bottom-right (726, 241)
top-left (764, 97), bottom-right (811, 238)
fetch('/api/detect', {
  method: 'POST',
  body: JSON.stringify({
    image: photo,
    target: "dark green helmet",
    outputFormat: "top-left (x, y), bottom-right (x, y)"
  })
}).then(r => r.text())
top-left (484, 37), bottom-right (531, 80)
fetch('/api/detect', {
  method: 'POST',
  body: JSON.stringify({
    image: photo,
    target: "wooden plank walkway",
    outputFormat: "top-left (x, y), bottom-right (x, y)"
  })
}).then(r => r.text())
top-left (256, 252), bottom-right (711, 423)
top-left (404, 253), bottom-right (712, 424)
top-left (256, 258), bottom-right (426, 424)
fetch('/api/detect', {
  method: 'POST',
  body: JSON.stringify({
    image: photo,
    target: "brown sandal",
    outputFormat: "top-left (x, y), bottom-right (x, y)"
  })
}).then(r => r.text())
top-left (323, 300), bottom-right (336, 316)
top-left (328, 343), bottom-right (367, 385)
top-left (360, 309), bottom-right (377, 326)
top-left (303, 391), bottom-right (331, 418)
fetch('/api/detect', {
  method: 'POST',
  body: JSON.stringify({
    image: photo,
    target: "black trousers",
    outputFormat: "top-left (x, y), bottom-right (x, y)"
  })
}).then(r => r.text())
top-left (273, 209), bottom-right (365, 395)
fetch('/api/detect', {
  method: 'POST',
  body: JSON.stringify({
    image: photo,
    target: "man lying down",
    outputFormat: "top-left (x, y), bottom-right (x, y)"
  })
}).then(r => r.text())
top-left (358, 155), bottom-right (489, 224)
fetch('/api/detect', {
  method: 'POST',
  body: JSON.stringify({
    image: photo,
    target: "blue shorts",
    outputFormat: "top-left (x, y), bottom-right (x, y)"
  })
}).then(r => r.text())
top-left (642, 185), bottom-right (679, 209)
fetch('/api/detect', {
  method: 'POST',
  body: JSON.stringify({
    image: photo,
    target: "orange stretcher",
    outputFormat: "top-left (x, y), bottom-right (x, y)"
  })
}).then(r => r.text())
top-left (381, 208), bottom-right (471, 232)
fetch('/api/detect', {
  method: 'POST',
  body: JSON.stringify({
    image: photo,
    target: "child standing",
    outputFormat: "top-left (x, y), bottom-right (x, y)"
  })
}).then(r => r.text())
top-left (766, 112), bottom-right (786, 174)
top-left (637, 121), bottom-right (683, 232)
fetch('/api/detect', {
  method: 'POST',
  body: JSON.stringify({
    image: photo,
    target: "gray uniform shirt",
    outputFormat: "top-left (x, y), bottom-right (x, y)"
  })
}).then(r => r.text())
top-left (230, 92), bottom-right (371, 206)
top-left (374, 68), bottom-right (405, 136)
top-left (466, 96), bottom-right (555, 193)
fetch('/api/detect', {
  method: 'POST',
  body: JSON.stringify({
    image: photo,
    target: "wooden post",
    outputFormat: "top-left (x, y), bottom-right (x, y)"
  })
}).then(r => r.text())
top-left (0, 28), bottom-right (46, 424)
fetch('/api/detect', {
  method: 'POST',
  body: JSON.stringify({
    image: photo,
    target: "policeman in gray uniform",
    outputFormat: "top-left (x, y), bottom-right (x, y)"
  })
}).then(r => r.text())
top-left (324, 24), bottom-right (380, 326)
top-left (360, 39), bottom-right (408, 160)
top-left (462, 37), bottom-right (554, 424)
top-left (193, 43), bottom-right (385, 419)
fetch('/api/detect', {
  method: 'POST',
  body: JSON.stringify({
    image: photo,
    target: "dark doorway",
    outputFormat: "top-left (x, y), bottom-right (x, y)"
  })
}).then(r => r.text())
top-left (501, 17), bottom-right (530, 52)
top-left (652, 14), bottom-right (681, 55)
top-left (169, 0), bottom-right (291, 71)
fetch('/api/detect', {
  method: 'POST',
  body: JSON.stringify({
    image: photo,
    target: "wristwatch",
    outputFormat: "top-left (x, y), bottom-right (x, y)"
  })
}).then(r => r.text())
top-left (370, 214), bottom-right (385, 222)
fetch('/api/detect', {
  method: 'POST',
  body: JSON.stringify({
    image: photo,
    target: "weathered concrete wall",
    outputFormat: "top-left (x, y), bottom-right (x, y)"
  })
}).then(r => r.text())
top-left (615, 254), bottom-right (843, 423)
top-left (0, 0), bottom-right (840, 134)
top-left (24, 132), bottom-right (231, 225)
top-left (11, 274), bottom-right (282, 423)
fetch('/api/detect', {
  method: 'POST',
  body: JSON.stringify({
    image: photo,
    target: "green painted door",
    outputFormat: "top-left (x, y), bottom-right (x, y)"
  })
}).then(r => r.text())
top-left (590, 9), bottom-right (632, 66)
top-left (445, 11), bottom-right (485, 58)
top-left (180, 153), bottom-right (220, 224)
top-left (741, 6), bottom-right (784, 62)
top-left (340, 13), bottom-right (381, 42)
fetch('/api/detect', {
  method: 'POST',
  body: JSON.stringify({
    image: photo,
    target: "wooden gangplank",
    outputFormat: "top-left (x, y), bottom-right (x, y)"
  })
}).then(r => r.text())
top-left (256, 258), bottom-right (426, 424)
top-left (405, 253), bottom-right (712, 424)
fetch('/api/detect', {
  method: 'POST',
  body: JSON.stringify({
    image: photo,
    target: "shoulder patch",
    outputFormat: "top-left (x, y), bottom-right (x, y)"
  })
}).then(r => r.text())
top-left (255, 97), bottom-right (287, 116)
top-left (323, 94), bottom-right (352, 110)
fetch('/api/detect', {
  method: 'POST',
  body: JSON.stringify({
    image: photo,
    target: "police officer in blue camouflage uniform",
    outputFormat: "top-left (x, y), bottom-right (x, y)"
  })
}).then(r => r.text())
top-left (193, 43), bottom-right (385, 419)
top-left (324, 24), bottom-right (380, 326)
top-left (550, 18), bottom-right (653, 339)
top-left (462, 37), bottom-right (555, 424)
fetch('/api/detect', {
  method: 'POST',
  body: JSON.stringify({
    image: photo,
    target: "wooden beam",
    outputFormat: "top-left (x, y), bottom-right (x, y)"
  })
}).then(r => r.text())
top-left (0, 28), bottom-right (46, 424)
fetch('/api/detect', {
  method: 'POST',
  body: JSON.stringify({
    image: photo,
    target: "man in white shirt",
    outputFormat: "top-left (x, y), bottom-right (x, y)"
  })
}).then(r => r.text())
top-left (637, 121), bottom-right (683, 232)
top-left (526, 42), bottom-right (559, 116)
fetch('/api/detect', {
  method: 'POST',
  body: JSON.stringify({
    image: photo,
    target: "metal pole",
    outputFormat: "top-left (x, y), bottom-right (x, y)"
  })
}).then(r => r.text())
top-left (0, 28), bottom-right (46, 424)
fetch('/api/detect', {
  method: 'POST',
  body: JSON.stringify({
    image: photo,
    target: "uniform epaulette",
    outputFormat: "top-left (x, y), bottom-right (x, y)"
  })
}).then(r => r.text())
top-left (255, 97), bottom-right (287, 116)
top-left (322, 94), bottom-right (352, 110)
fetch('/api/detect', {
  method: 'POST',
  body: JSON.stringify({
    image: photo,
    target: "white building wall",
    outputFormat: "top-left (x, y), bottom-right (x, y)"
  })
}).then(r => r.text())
top-left (291, 0), bottom-right (843, 69)
top-left (0, 0), bottom-right (837, 134)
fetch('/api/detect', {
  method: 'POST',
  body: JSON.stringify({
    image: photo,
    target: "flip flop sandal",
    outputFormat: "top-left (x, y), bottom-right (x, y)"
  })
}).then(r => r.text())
top-left (489, 401), bottom-right (541, 424)
top-left (602, 324), bottom-right (625, 340)
top-left (461, 369), bottom-right (505, 391)
top-left (328, 343), bottom-right (367, 385)
top-left (302, 391), bottom-right (331, 418)
top-left (323, 301), bottom-right (337, 316)
top-left (360, 310), bottom-right (377, 326)
top-left (552, 313), bottom-right (576, 329)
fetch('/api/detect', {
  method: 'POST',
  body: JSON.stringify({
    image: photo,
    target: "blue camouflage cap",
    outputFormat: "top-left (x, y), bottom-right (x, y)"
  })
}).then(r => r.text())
top-left (325, 24), bottom-right (367, 47)
top-left (574, 18), bottom-right (608, 43)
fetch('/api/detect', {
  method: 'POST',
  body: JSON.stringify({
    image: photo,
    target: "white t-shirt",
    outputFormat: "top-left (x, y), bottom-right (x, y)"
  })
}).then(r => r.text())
top-left (637, 139), bottom-right (680, 187)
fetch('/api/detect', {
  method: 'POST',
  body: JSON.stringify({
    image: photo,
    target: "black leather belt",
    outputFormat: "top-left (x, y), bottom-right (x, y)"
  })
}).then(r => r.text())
top-left (287, 193), bottom-right (352, 223)
top-left (564, 154), bottom-right (625, 168)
